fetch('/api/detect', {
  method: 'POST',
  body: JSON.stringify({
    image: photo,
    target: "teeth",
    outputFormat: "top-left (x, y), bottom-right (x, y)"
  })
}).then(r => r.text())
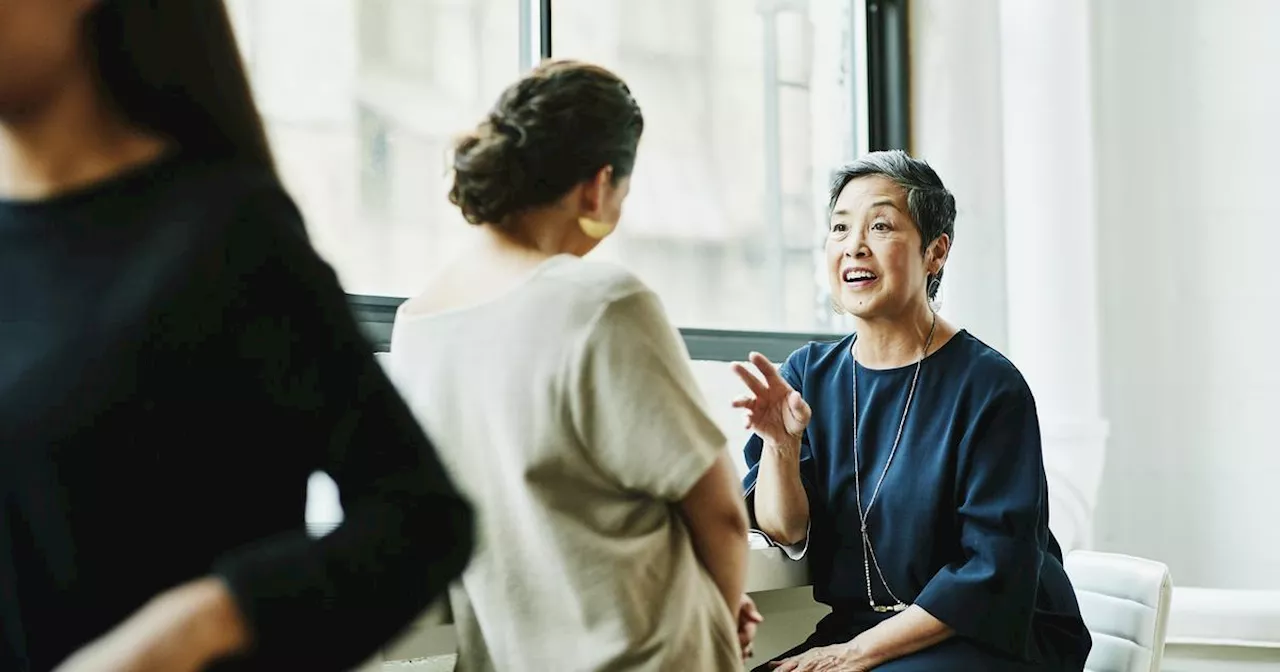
top-left (843, 270), bottom-right (875, 282)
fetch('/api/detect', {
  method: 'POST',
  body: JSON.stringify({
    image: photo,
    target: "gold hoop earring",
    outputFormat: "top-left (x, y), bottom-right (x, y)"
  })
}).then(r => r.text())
top-left (578, 217), bottom-right (615, 240)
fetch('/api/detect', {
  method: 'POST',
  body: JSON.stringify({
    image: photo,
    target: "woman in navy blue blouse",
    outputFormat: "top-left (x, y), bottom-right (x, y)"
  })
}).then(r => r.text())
top-left (734, 151), bottom-right (1091, 671)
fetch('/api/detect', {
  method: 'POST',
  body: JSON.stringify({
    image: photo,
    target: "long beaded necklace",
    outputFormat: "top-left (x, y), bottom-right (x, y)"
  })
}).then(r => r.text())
top-left (850, 310), bottom-right (937, 613)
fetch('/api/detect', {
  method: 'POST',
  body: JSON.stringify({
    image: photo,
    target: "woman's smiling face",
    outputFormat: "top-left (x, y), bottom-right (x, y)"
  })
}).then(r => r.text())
top-left (826, 174), bottom-right (940, 320)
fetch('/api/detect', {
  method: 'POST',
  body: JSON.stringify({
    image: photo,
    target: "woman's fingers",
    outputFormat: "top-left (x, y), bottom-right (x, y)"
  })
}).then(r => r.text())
top-left (749, 352), bottom-right (790, 389)
top-left (730, 361), bottom-right (769, 397)
top-left (735, 395), bottom-right (754, 431)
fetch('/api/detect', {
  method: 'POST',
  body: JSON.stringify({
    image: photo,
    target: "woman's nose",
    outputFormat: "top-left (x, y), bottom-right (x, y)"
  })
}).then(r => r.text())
top-left (843, 235), bottom-right (868, 258)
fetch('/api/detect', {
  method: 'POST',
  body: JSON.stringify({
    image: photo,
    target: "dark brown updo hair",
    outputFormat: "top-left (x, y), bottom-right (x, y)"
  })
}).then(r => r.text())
top-left (449, 60), bottom-right (644, 226)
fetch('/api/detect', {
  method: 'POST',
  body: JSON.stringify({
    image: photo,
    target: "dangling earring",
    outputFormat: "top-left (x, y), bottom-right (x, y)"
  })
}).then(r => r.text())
top-left (578, 217), bottom-right (615, 240)
top-left (926, 273), bottom-right (943, 313)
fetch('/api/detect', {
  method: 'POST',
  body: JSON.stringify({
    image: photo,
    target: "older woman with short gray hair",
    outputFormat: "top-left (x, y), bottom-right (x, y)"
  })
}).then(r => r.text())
top-left (733, 151), bottom-right (1091, 670)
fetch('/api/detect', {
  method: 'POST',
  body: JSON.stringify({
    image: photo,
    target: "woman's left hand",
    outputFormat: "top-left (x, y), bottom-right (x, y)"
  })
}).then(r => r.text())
top-left (53, 578), bottom-right (248, 672)
top-left (769, 643), bottom-right (870, 672)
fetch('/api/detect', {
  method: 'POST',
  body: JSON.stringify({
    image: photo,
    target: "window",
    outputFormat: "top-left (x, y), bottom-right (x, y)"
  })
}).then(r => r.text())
top-left (554, 0), bottom-right (861, 331)
top-left (228, 0), bottom-right (905, 335)
top-left (226, 0), bottom-right (519, 296)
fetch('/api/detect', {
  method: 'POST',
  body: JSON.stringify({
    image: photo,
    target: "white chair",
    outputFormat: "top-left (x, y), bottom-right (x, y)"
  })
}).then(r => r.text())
top-left (1065, 550), bottom-right (1173, 672)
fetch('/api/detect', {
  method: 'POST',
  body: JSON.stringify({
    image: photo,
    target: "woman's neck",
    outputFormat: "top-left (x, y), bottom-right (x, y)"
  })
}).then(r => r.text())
top-left (489, 209), bottom-right (590, 258)
top-left (0, 73), bottom-right (166, 200)
top-left (473, 224), bottom-right (559, 266)
top-left (853, 304), bottom-right (955, 369)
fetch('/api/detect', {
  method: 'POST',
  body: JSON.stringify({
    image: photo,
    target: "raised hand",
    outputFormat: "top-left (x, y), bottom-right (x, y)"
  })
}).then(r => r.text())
top-left (730, 352), bottom-right (812, 448)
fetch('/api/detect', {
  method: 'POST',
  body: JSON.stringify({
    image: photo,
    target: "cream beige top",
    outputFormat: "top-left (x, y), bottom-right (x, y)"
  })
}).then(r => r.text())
top-left (387, 255), bottom-right (739, 672)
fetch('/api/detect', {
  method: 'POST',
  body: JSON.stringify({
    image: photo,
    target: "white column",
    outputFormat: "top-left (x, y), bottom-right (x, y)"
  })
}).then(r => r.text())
top-left (909, 0), bottom-right (1009, 352)
top-left (998, 0), bottom-right (1108, 552)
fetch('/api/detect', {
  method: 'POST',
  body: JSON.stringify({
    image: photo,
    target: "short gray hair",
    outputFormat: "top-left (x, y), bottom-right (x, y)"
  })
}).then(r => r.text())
top-left (828, 150), bottom-right (956, 299)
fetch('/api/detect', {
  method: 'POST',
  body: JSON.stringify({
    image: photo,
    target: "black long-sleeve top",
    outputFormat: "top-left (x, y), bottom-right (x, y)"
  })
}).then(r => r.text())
top-left (0, 152), bottom-right (474, 671)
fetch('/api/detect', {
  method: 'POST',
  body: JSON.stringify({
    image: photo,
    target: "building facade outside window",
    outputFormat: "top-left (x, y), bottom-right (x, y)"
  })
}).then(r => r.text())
top-left (226, 0), bottom-right (868, 333)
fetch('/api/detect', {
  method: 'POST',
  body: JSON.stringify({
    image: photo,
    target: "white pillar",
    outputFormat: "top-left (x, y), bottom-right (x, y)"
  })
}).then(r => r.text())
top-left (909, 0), bottom-right (1009, 353)
top-left (998, 0), bottom-right (1108, 552)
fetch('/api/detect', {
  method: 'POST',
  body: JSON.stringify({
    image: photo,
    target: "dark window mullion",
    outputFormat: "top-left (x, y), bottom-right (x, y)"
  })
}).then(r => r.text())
top-left (540, 0), bottom-right (552, 59)
top-left (865, 0), bottom-right (910, 151)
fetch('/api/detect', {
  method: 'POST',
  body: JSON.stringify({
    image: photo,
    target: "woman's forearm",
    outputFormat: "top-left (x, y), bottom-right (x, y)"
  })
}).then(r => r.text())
top-left (753, 439), bottom-right (810, 544)
top-left (849, 605), bottom-right (954, 668)
top-left (53, 577), bottom-right (251, 672)
top-left (679, 453), bottom-right (750, 610)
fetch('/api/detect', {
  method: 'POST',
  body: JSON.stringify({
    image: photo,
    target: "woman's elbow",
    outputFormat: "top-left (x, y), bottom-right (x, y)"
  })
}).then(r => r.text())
top-left (765, 526), bottom-right (806, 546)
top-left (752, 501), bottom-right (803, 545)
top-left (757, 516), bottom-right (806, 546)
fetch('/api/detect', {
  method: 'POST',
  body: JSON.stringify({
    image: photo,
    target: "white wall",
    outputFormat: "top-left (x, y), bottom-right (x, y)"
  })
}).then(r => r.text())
top-left (911, 0), bottom-right (1110, 554)
top-left (908, 0), bottom-right (1009, 353)
top-left (1090, 0), bottom-right (1280, 589)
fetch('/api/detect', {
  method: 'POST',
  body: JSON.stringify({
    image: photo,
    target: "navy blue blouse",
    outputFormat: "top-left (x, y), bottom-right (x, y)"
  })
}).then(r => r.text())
top-left (743, 330), bottom-right (1090, 665)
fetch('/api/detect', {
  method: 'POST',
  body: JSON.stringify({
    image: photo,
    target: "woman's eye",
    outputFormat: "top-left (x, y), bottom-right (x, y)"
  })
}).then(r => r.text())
top-left (831, 223), bottom-right (848, 233)
top-left (871, 221), bottom-right (890, 232)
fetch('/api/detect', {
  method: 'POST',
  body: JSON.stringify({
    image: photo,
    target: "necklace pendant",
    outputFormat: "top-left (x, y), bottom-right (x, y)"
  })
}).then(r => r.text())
top-left (871, 603), bottom-right (907, 613)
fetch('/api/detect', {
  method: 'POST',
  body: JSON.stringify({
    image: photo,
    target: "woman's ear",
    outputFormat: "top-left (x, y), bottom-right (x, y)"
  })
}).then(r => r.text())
top-left (579, 165), bottom-right (614, 217)
top-left (927, 233), bottom-right (951, 275)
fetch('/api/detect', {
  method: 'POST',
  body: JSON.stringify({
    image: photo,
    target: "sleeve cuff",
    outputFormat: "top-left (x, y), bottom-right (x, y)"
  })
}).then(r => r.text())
top-left (658, 442), bottom-right (722, 501)
top-left (913, 566), bottom-right (1034, 659)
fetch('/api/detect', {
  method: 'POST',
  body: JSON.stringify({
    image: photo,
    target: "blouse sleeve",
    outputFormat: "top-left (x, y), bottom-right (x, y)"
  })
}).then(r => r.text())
top-left (565, 288), bottom-right (728, 501)
top-left (912, 387), bottom-right (1048, 659)
top-left (207, 185), bottom-right (474, 670)
top-left (741, 350), bottom-right (817, 559)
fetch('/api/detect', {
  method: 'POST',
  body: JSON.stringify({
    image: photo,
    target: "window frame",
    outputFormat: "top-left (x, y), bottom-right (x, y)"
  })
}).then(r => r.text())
top-left (865, 0), bottom-right (911, 152)
top-left (345, 0), bottom-right (910, 358)
top-left (350, 294), bottom-right (839, 361)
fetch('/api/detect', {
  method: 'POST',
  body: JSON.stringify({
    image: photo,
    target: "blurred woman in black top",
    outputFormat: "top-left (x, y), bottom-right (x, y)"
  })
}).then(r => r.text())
top-left (0, 2), bottom-right (474, 670)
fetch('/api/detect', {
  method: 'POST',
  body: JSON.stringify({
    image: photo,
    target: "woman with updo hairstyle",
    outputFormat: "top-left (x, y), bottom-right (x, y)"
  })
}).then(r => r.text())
top-left (388, 60), bottom-right (760, 671)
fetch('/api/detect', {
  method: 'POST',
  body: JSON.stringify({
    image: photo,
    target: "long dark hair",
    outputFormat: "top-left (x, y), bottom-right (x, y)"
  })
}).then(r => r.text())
top-left (85, 0), bottom-right (276, 175)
